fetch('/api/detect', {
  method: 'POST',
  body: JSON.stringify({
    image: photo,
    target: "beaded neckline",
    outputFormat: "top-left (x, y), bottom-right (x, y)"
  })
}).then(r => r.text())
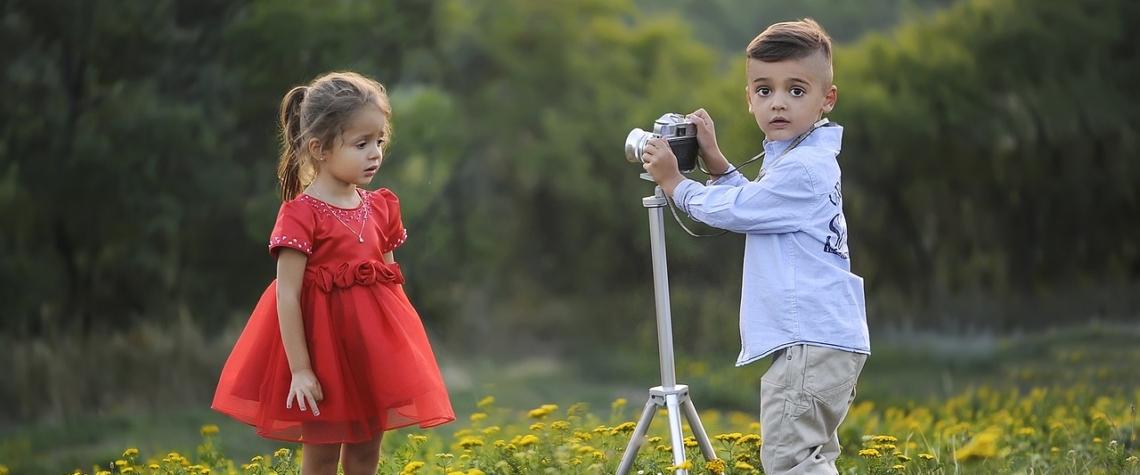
top-left (300, 189), bottom-right (371, 243)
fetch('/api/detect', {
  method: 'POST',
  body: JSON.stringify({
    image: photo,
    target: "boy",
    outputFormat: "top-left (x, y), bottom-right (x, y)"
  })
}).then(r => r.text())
top-left (640, 18), bottom-right (870, 475)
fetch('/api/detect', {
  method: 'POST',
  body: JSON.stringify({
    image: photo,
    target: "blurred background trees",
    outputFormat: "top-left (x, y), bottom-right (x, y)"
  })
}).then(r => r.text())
top-left (1, 0), bottom-right (1137, 420)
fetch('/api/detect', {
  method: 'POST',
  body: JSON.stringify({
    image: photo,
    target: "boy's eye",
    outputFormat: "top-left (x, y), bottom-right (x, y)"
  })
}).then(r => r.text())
top-left (756, 86), bottom-right (771, 96)
top-left (790, 87), bottom-right (806, 97)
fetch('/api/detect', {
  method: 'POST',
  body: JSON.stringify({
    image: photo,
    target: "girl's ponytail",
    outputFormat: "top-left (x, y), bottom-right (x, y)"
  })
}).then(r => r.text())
top-left (277, 86), bottom-right (308, 201)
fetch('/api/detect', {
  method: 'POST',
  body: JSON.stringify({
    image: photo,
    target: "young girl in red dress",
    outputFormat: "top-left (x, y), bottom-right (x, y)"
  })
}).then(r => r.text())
top-left (212, 71), bottom-right (454, 475)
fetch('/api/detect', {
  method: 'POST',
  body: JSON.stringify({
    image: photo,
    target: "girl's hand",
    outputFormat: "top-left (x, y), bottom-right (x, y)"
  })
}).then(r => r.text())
top-left (286, 368), bottom-right (323, 416)
top-left (687, 109), bottom-right (730, 174)
top-left (641, 137), bottom-right (685, 196)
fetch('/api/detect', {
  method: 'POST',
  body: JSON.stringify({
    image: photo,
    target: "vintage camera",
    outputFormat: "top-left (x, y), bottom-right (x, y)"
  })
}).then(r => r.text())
top-left (624, 113), bottom-right (700, 173)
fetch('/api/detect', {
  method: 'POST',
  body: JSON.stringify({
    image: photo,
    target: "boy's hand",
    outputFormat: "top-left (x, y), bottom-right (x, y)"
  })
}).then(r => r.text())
top-left (641, 137), bottom-right (685, 196)
top-left (687, 109), bottom-right (730, 175)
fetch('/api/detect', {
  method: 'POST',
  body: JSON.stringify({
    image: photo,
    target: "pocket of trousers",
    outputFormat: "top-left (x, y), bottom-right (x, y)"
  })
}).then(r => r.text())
top-left (802, 346), bottom-right (864, 407)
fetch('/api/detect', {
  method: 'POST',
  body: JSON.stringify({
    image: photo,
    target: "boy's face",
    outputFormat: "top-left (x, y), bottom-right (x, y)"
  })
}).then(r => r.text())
top-left (745, 52), bottom-right (837, 142)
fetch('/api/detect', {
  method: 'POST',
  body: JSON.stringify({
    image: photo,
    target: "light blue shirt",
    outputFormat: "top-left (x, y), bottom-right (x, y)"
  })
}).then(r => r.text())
top-left (672, 123), bottom-right (870, 366)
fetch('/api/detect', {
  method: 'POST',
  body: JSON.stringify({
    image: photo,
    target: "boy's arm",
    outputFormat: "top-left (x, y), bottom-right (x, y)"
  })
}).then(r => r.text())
top-left (672, 160), bottom-right (818, 234)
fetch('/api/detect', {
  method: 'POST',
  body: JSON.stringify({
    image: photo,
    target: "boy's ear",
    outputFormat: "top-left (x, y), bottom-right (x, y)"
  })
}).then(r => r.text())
top-left (744, 87), bottom-right (754, 113)
top-left (822, 84), bottom-right (838, 113)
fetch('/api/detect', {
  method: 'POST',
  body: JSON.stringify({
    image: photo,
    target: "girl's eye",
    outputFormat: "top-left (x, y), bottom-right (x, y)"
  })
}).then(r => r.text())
top-left (790, 87), bottom-right (806, 97)
top-left (356, 142), bottom-right (368, 149)
top-left (756, 87), bottom-right (771, 96)
top-left (377, 138), bottom-right (385, 147)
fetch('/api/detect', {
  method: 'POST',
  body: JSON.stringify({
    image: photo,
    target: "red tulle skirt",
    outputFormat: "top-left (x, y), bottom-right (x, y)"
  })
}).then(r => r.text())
top-left (212, 263), bottom-right (454, 444)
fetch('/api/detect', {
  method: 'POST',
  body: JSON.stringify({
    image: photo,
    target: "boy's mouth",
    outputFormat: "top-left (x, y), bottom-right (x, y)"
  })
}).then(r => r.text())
top-left (769, 117), bottom-right (790, 127)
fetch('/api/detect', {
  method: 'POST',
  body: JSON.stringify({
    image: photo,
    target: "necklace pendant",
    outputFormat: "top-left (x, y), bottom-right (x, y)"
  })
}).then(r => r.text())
top-left (358, 236), bottom-right (365, 243)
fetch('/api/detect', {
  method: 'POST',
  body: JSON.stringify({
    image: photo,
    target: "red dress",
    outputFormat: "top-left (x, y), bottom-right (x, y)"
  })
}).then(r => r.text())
top-left (212, 188), bottom-right (454, 444)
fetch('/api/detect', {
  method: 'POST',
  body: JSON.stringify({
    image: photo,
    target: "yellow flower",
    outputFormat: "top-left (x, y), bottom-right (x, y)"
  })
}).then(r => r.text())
top-left (468, 470), bottom-right (486, 475)
top-left (893, 464), bottom-right (904, 470)
top-left (666, 460), bottom-right (693, 471)
top-left (705, 458), bottom-right (727, 473)
top-left (123, 448), bottom-right (140, 458)
top-left (734, 461), bottom-right (755, 470)
top-left (274, 448), bottom-right (292, 459)
top-left (530, 422), bottom-right (546, 431)
top-left (200, 425), bottom-right (220, 436)
top-left (1093, 437), bottom-right (1103, 444)
top-left (716, 432), bottom-right (743, 442)
top-left (551, 421), bottom-right (570, 431)
top-left (612, 398), bottom-right (627, 411)
top-left (739, 434), bottom-right (762, 446)
top-left (859, 449), bottom-right (882, 457)
top-left (516, 434), bottom-right (540, 446)
top-left (476, 396), bottom-right (495, 408)
top-left (919, 453), bottom-right (936, 460)
top-left (1051, 447), bottom-right (1060, 453)
top-left (684, 437), bottom-right (698, 447)
top-left (610, 422), bottom-right (637, 434)
top-left (955, 428), bottom-right (1001, 461)
top-left (470, 412), bottom-right (488, 422)
top-left (401, 461), bottom-right (426, 474)
top-left (458, 437), bottom-right (484, 449)
top-left (482, 426), bottom-right (500, 435)
top-left (872, 435), bottom-right (899, 443)
top-left (896, 454), bottom-right (911, 462)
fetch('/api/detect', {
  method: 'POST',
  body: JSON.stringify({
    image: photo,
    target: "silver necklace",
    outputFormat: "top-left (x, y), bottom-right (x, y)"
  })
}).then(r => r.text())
top-left (310, 185), bottom-right (368, 243)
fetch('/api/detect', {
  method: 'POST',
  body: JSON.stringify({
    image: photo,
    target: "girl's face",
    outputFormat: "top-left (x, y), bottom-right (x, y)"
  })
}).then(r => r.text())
top-left (314, 106), bottom-right (388, 188)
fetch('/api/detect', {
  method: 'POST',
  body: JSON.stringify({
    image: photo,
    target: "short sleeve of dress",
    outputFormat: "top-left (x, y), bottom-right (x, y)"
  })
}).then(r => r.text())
top-left (376, 188), bottom-right (407, 253)
top-left (268, 199), bottom-right (316, 257)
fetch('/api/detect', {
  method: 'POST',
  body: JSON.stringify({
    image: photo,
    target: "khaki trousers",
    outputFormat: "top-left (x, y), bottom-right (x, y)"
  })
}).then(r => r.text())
top-left (759, 344), bottom-right (866, 475)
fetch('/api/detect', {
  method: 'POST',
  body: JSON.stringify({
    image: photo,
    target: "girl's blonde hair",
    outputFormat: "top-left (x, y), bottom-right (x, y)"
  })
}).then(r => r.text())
top-left (276, 71), bottom-right (392, 201)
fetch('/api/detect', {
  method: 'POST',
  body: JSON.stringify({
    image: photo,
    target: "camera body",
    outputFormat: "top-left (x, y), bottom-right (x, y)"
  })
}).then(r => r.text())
top-left (625, 113), bottom-right (700, 174)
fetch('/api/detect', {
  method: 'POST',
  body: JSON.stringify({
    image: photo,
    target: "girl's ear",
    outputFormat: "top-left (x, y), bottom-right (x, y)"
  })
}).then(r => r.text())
top-left (822, 84), bottom-right (838, 113)
top-left (307, 138), bottom-right (324, 161)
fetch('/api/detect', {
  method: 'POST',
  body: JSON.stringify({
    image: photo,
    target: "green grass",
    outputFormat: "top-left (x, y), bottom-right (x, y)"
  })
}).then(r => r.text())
top-left (2, 323), bottom-right (1139, 474)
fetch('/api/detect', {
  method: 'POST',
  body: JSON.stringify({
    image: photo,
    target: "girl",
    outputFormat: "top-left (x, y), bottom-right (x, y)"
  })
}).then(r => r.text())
top-left (212, 71), bottom-right (454, 475)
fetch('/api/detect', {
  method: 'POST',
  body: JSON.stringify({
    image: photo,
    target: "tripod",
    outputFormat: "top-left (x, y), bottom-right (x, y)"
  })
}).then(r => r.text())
top-left (616, 175), bottom-right (719, 475)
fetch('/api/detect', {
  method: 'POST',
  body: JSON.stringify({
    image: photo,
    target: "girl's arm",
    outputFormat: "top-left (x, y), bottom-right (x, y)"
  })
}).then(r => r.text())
top-left (276, 248), bottom-right (323, 415)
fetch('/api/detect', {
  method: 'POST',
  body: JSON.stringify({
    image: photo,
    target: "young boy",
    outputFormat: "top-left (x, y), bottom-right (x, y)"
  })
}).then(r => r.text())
top-left (640, 18), bottom-right (870, 475)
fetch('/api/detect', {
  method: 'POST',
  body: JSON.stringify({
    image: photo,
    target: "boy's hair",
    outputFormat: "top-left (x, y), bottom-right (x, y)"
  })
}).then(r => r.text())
top-left (746, 18), bottom-right (833, 69)
top-left (276, 71), bottom-right (392, 201)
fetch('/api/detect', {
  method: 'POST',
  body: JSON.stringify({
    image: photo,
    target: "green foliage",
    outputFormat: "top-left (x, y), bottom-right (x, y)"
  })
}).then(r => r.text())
top-left (831, 0), bottom-right (1140, 328)
top-left (1, 0), bottom-right (1139, 421)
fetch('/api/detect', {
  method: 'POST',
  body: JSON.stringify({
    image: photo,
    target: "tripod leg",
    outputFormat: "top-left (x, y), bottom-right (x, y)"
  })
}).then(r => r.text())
top-left (665, 393), bottom-right (688, 472)
top-left (616, 399), bottom-right (659, 475)
top-left (681, 397), bottom-right (719, 464)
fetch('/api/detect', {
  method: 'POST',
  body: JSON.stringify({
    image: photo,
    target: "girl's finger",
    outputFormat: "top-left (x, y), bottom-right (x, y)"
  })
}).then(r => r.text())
top-left (307, 394), bottom-right (321, 416)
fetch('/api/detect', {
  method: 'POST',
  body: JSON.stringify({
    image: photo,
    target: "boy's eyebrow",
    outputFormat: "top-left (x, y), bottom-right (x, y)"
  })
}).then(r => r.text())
top-left (750, 76), bottom-right (813, 86)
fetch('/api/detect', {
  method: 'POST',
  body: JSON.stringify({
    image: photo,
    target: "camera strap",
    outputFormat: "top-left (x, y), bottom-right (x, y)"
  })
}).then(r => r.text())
top-left (752, 118), bottom-right (831, 182)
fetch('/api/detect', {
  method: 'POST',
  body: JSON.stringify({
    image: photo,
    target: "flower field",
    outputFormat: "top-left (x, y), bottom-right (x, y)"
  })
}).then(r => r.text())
top-left (39, 383), bottom-right (1138, 475)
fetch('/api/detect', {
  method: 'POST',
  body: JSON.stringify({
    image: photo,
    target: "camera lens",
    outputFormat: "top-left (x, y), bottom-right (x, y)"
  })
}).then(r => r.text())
top-left (624, 128), bottom-right (653, 163)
